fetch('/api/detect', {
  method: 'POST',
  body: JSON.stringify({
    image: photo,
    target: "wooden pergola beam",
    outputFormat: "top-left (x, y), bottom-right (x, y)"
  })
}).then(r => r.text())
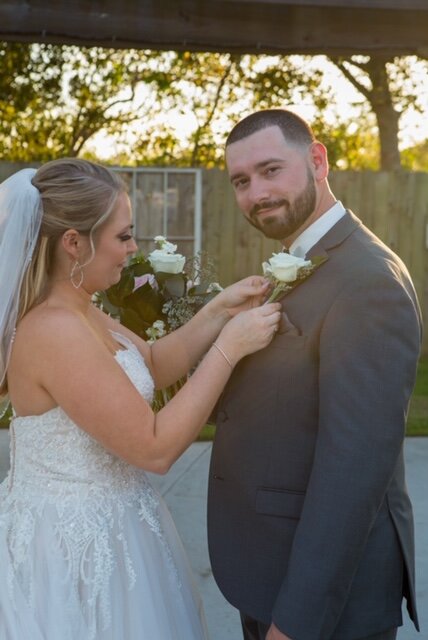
top-left (1, 1), bottom-right (428, 56)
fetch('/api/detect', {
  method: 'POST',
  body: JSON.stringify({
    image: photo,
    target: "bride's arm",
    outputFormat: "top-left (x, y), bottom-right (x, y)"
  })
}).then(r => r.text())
top-left (150, 276), bottom-right (269, 388)
top-left (34, 303), bottom-right (280, 473)
top-left (101, 276), bottom-right (269, 389)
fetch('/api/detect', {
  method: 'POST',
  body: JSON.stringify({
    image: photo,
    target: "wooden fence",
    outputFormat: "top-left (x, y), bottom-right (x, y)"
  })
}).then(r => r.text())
top-left (202, 169), bottom-right (428, 355)
top-left (1, 163), bottom-right (427, 354)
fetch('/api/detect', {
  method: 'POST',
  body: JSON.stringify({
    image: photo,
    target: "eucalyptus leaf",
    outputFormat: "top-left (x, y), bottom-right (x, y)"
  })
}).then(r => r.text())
top-left (161, 274), bottom-right (187, 298)
top-left (106, 270), bottom-right (135, 305)
top-left (131, 260), bottom-right (153, 276)
top-left (97, 292), bottom-right (120, 317)
top-left (311, 255), bottom-right (329, 267)
top-left (188, 282), bottom-right (212, 295)
top-left (120, 308), bottom-right (150, 338)
top-left (125, 283), bottom-right (164, 324)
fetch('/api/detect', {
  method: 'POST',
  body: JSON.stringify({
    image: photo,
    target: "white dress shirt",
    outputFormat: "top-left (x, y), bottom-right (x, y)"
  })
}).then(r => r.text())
top-left (289, 201), bottom-right (346, 258)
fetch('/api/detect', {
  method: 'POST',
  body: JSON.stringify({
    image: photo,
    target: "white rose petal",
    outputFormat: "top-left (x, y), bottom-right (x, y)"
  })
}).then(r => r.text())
top-left (148, 250), bottom-right (186, 274)
top-left (163, 241), bottom-right (178, 253)
top-left (268, 252), bottom-right (311, 282)
top-left (262, 261), bottom-right (272, 276)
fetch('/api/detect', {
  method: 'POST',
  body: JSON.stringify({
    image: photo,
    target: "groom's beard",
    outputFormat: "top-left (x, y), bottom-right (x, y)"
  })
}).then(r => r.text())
top-left (247, 168), bottom-right (317, 241)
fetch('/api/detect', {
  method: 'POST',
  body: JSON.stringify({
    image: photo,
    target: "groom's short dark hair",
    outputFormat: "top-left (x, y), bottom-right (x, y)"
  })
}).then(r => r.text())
top-left (226, 109), bottom-right (315, 148)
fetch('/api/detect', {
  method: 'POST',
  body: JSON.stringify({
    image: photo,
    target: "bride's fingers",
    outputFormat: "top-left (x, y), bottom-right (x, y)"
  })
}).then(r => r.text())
top-left (240, 281), bottom-right (270, 298)
top-left (258, 303), bottom-right (282, 316)
top-left (245, 275), bottom-right (267, 288)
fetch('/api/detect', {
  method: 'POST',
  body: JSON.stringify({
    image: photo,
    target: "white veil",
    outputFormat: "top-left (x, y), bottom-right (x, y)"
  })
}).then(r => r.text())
top-left (0, 168), bottom-right (43, 416)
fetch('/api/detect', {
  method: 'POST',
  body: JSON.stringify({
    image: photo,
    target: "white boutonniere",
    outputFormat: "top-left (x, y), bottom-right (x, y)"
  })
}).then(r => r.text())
top-left (262, 251), bottom-right (328, 303)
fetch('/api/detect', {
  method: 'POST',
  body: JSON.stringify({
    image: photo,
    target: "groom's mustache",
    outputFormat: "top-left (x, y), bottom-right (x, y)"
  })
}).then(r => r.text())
top-left (250, 199), bottom-right (289, 218)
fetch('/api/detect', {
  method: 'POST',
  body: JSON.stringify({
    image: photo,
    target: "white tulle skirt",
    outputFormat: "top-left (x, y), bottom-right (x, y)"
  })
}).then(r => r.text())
top-left (0, 490), bottom-right (209, 640)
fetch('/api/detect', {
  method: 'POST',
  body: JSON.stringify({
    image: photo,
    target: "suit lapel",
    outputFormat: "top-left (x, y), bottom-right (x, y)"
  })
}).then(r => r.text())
top-left (269, 211), bottom-right (361, 304)
top-left (305, 210), bottom-right (361, 260)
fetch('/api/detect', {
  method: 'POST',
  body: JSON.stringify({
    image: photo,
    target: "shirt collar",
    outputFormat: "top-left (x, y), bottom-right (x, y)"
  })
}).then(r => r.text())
top-left (288, 201), bottom-right (346, 258)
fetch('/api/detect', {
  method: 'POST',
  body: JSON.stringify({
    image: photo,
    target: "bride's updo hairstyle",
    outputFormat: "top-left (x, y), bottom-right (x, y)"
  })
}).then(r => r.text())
top-left (20, 158), bottom-right (126, 322)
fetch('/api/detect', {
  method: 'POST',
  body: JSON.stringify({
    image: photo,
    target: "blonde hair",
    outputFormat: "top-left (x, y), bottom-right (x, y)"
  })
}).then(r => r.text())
top-left (19, 158), bottom-right (126, 322)
top-left (0, 159), bottom-right (125, 398)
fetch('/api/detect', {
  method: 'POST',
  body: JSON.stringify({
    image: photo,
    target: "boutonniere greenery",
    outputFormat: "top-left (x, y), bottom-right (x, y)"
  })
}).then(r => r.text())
top-left (262, 252), bottom-right (328, 303)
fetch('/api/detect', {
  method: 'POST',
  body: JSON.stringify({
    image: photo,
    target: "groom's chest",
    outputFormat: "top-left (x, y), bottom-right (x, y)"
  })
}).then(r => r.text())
top-left (227, 259), bottom-right (345, 398)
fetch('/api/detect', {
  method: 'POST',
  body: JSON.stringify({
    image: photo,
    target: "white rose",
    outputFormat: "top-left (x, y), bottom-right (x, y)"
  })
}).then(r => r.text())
top-left (148, 249), bottom-right (186, 274)
top-left (263, 252), bottom-right (311, 283)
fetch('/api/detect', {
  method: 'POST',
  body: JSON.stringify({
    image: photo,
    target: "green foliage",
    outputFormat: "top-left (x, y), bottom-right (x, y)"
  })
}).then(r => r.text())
top-left (0, 42), bottom-right (175, 161)
top-left (405, 357), bottom-right (428, 436)
top-left (98, 251), bottom-right (219, 340)
top-left (0, 404), bottom-right (12, 429)
top-left (401, 141), bottom-right (428, 171)
top-left (113, 52), bottom-right (422, 170)
top-left (97, 247), bottom-right (220, 411)
top-left (412, 357), bottom-right (428, 397)
top-left (1, 43), bottom-right (426, 170)
top-left (327, 55), bottom-right (428, 170)
top-left (197, 424), bottom-right (216, 442)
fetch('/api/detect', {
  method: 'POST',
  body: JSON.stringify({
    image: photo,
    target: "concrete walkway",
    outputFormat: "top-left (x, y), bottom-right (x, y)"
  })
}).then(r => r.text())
top-left (0, 430), bottom-right (426, 639)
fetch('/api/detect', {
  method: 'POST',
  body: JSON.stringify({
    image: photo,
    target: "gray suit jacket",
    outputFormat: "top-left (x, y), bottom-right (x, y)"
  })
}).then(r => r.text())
top-left (208, 211), bottom-right (422, 640)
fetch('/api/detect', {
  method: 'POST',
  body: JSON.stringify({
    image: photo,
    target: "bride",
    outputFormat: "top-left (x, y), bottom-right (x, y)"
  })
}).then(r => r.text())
top-left (0, 158), bottom-right (280, 639)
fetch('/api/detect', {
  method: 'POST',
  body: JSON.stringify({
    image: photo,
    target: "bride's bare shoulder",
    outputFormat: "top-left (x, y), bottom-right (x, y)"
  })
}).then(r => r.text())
top-left (16, 304), bottom-right (89, 349)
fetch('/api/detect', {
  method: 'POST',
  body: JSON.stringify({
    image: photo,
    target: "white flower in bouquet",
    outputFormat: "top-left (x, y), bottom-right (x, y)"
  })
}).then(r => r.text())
top-left (148, 236), bottom-right (186, 274)
top-left (262, 251), bottom-right (327, 303)
top-left (146, 319), bottom-right (167, 344)
top-left (153, 235), bottom-right (178, 253)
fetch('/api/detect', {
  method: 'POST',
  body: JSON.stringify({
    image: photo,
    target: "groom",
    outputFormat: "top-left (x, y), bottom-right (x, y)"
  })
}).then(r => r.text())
top-left (207, 109), bottom-right (422, 640)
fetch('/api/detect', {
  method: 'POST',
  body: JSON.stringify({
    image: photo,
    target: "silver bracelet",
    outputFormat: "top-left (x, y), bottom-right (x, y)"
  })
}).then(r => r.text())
top-left (212, 342), bottom-right (233, 369)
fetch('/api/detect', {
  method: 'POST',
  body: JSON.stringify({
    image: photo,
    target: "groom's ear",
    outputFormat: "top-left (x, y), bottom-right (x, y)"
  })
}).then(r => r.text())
top-left (309, 142), bottom-right (329, 182)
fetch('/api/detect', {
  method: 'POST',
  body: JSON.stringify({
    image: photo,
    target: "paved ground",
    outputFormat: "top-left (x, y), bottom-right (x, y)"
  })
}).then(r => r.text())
top-left (0, 430), bottom-right (426, 639)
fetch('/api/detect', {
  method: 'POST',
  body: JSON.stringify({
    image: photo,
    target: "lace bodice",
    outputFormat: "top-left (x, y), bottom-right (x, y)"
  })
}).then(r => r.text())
top-left (5, 331), bottom-right (155, 499)
top-left (0, 332), bottom-right (180, 637)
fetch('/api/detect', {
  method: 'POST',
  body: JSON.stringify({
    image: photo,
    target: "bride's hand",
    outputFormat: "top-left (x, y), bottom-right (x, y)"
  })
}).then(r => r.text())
top-left (215, 302), bottom-right (281, 365)
top-left (208, 276), bottom-right (270, 319)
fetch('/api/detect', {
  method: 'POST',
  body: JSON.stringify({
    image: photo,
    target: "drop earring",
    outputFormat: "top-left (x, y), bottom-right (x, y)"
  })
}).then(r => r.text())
top-left (70, 260), bottom-right (84, 289)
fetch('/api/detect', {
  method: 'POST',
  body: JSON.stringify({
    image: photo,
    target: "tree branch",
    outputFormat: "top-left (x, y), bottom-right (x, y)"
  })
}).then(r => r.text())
top-left (328, 56), bottom-right (372, 101)
top-left (190, 55), bottom-right (239, 165)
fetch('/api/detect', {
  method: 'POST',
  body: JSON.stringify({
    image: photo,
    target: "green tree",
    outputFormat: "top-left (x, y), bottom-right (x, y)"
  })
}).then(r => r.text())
top-left (401, 141), bottom-right (428, 171)
top-left (244, 55), bottom-right (380, 170)
top-left (1, 44), bottom-right (425, 171)
top-left (328, 55), bottom-right (428, 170)
top-left (128, 53), bottom-right (387, 170)
top-left (130, 52), bottom-right (247, 167)
top-left (0, 42), bottom-right (172, 161)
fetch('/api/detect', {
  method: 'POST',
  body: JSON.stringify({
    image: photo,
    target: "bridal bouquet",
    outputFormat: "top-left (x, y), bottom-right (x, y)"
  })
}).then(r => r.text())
top-left (97, 236), bottom-right (222, 409)
top-left (262, 251), bottom-right (327, 303)
top-left (99, 236), bottom-right (222, 341)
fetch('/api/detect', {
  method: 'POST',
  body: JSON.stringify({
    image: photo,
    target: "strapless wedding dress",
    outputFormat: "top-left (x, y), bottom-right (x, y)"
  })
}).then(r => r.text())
top-left (0, 332), bottom-right (209, 639)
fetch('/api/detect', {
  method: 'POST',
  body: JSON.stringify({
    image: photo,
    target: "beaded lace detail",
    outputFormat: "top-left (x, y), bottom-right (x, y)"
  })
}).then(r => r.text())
top-left (0, 331), bottom-right (180, 637)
